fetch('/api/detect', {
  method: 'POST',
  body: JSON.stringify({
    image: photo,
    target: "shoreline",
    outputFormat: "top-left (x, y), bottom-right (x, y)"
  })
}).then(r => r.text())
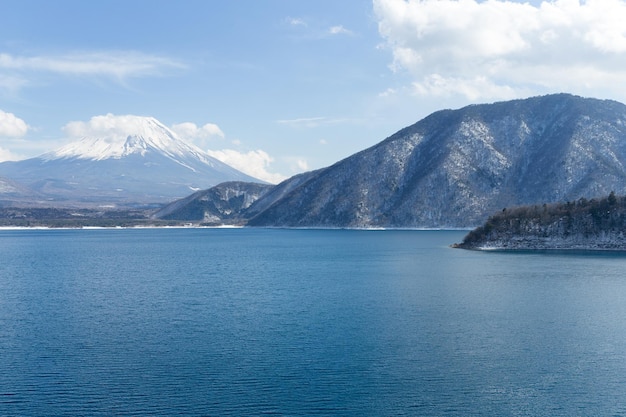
top-left (453, 242), bottom-right (626, 253)
top-left (0, 225), bottom-right (472, 232)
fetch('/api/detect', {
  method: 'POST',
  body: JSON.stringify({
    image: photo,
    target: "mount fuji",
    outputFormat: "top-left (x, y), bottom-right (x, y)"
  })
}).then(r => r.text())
top-left (0, 116), bottom-right (261, 207)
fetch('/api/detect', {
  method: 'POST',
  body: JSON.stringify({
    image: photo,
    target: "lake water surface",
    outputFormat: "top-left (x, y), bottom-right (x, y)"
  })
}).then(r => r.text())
top-left (1, 228), bottom-right (626, 416)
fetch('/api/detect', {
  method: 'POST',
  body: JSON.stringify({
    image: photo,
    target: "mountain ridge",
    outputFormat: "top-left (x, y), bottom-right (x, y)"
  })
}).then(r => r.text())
top-left (153, 181), bottom-right (275, 224)
top-left (4, 93), bottom-right (626, 227)
top-left (245, 93), bottom-right (626, 228)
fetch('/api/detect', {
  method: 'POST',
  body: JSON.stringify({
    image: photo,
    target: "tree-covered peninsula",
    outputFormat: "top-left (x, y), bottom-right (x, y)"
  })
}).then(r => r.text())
top-left (454, 192), bottom-right (626, 250)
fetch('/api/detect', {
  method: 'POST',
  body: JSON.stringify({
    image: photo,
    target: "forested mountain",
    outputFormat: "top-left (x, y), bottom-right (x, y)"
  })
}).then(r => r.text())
top-left (454, 192), bottom-right (626, 250)
top-left (153, 181), bottom-right (274, 224)
top-left (245, 94), bottom-right (626, 228)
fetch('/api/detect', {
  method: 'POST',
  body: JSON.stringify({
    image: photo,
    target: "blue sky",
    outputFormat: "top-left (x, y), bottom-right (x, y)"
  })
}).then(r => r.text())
top-left (2, 0), bottom-right (626, 182)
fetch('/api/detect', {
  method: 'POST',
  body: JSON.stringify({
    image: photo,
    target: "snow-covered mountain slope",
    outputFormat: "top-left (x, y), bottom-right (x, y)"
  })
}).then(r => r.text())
top-left (0, 176), bottom-right (42, 205)
top-left (247, 94), bottom-right (626, 228)
top-left (150, 170), bottom-right (322, 224)
top-left (0, 116), bottom-right (262, 207)
top-left (43, 116), bottom-right (214, 165)
top-left (153, 181), bottom-right (275, 224)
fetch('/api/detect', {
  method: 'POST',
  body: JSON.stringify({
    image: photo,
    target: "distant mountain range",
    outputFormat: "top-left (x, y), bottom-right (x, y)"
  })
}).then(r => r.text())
top-left (4, 94), bottom-right (626, 228)
top-left (0, 116), bottom-right (260, 207)
top-left (158, 94), bottom-right (626, 228)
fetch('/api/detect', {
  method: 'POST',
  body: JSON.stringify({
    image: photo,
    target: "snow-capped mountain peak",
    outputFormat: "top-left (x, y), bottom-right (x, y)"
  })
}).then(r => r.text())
top-left (0, 114), bottom-right (261, 205)
top-left (43, 115), bottom-right (209, 163)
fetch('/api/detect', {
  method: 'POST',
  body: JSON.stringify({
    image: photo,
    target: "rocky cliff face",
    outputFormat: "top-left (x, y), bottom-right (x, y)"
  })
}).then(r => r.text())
top-left (248, 94), bottom-right (626, 228)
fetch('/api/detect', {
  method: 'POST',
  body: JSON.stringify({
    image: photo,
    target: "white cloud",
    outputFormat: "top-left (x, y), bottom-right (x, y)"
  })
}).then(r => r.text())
top-left (0, 146), bottom-right (22, 162)
top-left (378, 87), bottom-right (397, 98)
top-left (171, 122), bottom-right (224, 139)
top-left (171, 122), bottom-right (225, 149)
top-left (374, 0), bottom-right (626, 101)
top-left (328, 25), bottom-right (354, 36)
top-left (412, 74), bottom-right (519, 101)
top-left (276, 116), bottom-right (352, 128)
top-left (277, 116), bottom-right (328, 128)
top-left (294, 158), bottom-right (309, 171)
top-left (0, 51), bottom-right (183, 81)
top-left (206, 149), bottom-right (287, 184)
top-left (0, 110), bottom-right (30, 137)
top-left (286, 17), bottom-right (307, 26)
top-left (62, 114), bottom-right (177, 141)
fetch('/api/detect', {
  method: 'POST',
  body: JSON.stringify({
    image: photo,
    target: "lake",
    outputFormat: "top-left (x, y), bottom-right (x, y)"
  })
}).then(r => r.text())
top-left (1, 228), bottom-right (626, 416)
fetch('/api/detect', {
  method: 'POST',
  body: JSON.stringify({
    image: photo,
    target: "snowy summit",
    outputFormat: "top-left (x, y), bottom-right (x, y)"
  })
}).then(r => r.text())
top-left (43, 115), bottom-right (215, 167)
top-left (0, 115), bottom-right (262, 206)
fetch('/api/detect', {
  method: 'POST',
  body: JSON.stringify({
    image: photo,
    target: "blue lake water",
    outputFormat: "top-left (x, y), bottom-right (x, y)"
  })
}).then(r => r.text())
top-left (1, 228), bottom-right (626, 416)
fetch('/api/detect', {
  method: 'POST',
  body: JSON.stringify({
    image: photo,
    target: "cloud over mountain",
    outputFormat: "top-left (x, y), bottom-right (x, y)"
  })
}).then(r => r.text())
top-left (171, 122), bottom-right (224, 140)
top-left (0, 110), bottom-right (29, 137)
top-left (206, 149), bottom-right (287, 184)
top-left (62, 113), bottom-right (158, 140)
top-left (0, 114), bottom-right (262, 206)
top-left (57, 113), bottom-right (290, 184)
top-left (374, 0), bottom-right (626, 101)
